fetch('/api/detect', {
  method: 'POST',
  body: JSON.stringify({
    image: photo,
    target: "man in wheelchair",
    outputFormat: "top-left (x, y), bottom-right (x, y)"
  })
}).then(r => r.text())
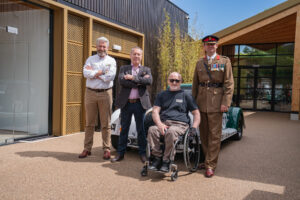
top-left (147, 72), bottom-right (200, 172)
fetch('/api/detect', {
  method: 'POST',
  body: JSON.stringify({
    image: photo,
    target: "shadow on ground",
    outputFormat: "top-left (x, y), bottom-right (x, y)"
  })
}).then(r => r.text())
top-left (16, 147), bottom-right (107, 163)
top-left (102, 150), bottom-right (195, 182)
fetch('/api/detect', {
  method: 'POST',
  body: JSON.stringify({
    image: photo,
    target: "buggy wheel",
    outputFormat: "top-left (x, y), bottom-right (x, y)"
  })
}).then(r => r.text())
top-left (111, 135), bottom-right (119, 150)
top-left (183, 132), bottom-right (200, 172)
top-left (171, 170), bottom-right (178, 181)
top-left (233, 116), bottom-right (243, 140)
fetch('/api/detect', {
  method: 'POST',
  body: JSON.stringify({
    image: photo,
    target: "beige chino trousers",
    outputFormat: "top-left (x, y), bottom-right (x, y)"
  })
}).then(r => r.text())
top-left (84, 88), bottom-right (112, 151)
top-left (148, 120), bottom-right (189, 161)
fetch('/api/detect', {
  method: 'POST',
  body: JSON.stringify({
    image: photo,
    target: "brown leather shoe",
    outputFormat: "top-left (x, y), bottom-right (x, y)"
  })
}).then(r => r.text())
top-left (103, 150), bottom-right (111, 160)
top-left (140, 154), bottom-right (147, 163)
top-left (78, 150), bottom-right (91, 158)
top-left (205, 168), bottom-right (214, 178)
top-left (198, 163), bottom-right (205, 170)
top-left (111, 154), bottom-right (124, 163)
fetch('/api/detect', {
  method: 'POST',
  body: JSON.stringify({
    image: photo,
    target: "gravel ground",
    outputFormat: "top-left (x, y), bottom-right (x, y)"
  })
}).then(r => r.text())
top-left (0, 111), bottom-right (299, 200)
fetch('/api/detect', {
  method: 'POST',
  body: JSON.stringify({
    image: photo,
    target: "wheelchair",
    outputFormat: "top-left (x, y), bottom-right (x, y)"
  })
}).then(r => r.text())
top-left (141, 110), bottom-right (200, 181)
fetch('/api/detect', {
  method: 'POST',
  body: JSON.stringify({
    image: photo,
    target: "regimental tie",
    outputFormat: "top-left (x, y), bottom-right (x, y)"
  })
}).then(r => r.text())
top-left (207, 57), bottom-right (212, 65)
top-left (208, 57), bottom-right (213, 65)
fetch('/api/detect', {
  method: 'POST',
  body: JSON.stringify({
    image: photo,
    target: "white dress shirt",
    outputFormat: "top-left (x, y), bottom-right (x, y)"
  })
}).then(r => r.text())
top-left (207, 53), bottom-right (217, 61)
top-left (83, 54), bottom-right (116, 89)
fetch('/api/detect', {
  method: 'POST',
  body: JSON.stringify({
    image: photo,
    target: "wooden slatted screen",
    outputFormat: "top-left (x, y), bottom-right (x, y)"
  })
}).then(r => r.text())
top-left (93, 22), bottom-right (139, 54)
top-left (66, 14), bottom-right (84, 134)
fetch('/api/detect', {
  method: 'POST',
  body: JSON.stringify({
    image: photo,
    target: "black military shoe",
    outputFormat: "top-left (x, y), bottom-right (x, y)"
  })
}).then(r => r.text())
top-left (159, 160), bottom-right (170, 173)
top-left (148, 156), bottom-right (162, 171)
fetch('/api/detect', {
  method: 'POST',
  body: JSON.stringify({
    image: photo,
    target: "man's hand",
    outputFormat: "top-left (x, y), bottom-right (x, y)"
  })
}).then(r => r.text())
top-left (95, 70), bottom-right (103, 77)
top-left (221, 105), bottom-right (228, 112)
top-left (189, 127), bottom-right (197, 137)
top-left (85, 66), bottom-right (92, 70)
top-left (124, 74), bottom-right (134, 80)
top-left (144, 74), bottom-right (150, 78)
top-left (158, 123), bottom-right (169, 135)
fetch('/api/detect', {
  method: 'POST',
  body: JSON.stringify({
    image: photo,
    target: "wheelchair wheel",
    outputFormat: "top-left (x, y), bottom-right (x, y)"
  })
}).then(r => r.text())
top-left (146, 142), bottom-right (151, 159)
top-left (183, 132), bottom-right (200, 172)
top-left (141, 165), bottom-right (148, 177)
top-left (171, 170), bottom-right (178, 181)
top-left (144, 110), bottom-right (155, 136)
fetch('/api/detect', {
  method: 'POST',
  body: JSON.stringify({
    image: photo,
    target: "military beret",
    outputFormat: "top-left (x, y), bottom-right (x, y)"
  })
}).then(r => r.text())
top-left (202, 35), bottom-right (219, 43)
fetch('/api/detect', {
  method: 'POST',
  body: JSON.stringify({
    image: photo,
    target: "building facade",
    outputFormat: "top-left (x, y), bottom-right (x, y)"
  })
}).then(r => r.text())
top-left (0, 0), bottom-right (188, 144)
top-left (56, 0), bottom-right (189, 99)
top-left (215, 0), bottom-right (300, 118)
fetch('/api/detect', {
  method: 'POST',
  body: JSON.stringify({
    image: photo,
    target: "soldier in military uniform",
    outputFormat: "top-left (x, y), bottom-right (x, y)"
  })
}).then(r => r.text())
top-left (192, 35), bottom-right (234, 178)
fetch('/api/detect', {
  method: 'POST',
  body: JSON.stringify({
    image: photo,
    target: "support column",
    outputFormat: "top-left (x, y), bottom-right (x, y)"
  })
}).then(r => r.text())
top-left (61, 8), bottom-right (68, 135)
top-left (291, 7), bottom-right (300, 120)
top-left (52, 8), bottom-right (65, 136)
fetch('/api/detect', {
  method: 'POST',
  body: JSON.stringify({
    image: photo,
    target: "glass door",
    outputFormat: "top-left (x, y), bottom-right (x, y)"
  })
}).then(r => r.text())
top-left (0, 0), bottom-right (51, 144)
top-left (224, 43), bottom-right (294, 112)
top-left (255, 67), bottom-right (274, 110)
top-left (239, 66), bottom-right (274, 111)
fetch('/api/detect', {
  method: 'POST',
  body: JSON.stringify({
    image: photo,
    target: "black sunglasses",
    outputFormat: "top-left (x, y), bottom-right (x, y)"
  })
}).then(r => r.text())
top-left (169, 79), bottom-right (180, 83)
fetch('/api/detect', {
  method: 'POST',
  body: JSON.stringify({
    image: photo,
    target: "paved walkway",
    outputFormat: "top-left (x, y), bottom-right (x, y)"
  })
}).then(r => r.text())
top-left (0, 112), bottom-right (299, 200)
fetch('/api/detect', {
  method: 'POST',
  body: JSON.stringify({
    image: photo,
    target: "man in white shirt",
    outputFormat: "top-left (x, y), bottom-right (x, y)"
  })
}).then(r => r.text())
top-left (79, 37), bottom-right (117, 160)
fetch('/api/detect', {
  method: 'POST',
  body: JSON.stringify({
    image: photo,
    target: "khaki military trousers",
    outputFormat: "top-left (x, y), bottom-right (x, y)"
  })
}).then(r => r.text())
top-left (200, 112), bottom-right (223, 170)
top-left (84, 88), bottom-right (112, 151)
top-left (147, 120), bottom-right (189, 161)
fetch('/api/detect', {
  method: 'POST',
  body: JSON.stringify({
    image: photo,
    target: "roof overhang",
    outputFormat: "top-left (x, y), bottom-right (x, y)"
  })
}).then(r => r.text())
top-left (214, 0), bottom-right (300, 45)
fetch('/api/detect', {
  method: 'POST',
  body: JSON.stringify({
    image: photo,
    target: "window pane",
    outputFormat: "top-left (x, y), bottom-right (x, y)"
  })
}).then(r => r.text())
top-left (239, 56), bottom-right (275, 66)
top-left (257, 100), bottom-right (271, 110)
top-left (240, 100), bottom-right (253, 109)
top-left (240, 68), bottom-right (254, 77)
top-left (0, 0), bottom-right (50, 144)
top-left (276, 67), bottom-right (293, 78)
top-left (234, 77), bottom-right (238, 89)
top-left (240, 89), bottom-right (253, 99)
top-left (258, 68), bottom-right (273, 77)
top-left (240, 78), bottom-right (254, 88)
top-left (277, 55), bottom-right (294, 66)
top-left (257, 78), bottom-right (272, 89)
top-left (234, 85), bottom-right (237, 94)
top-left (256, 88), bottom-right (272, 100)
top-left (277, 43), bottom-right (294, 55)
top-left (274, 89), bottom-right (291, 111)
top-left (240, 44), bottom-right (276, 55)
top-left (233, 67), bottom-right (238, 77)
top-left (275, 78), bottom-right (292, 89)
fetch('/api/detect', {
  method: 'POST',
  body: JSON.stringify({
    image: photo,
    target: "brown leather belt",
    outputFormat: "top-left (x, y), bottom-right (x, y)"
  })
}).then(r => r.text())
top-left (199, 82), bottom-right (223, 88)
top-left (128, 99), bottom-right (140, 103)
top-left (87, 87), bottom-right (111, 92)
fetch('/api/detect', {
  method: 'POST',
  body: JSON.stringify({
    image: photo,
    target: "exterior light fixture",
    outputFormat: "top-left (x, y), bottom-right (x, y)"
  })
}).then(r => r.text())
top-left (112, 44), bottom-right (122, 51)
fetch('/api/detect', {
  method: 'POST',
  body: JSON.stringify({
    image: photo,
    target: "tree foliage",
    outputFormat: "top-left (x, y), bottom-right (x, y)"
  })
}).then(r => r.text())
top-left (157, 10), bottom-right (203, 89)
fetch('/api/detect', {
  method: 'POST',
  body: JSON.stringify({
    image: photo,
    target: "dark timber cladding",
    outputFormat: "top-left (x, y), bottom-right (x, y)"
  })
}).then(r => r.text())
top-left (56, 0), bottom-right (189, 100)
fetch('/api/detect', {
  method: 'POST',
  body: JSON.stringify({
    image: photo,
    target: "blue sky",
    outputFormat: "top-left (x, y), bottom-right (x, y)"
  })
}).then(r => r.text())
top-left (170, 0), bottom-right (287, 37)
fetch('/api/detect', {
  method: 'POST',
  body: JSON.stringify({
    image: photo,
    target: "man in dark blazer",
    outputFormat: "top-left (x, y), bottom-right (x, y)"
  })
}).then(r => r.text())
top-left (111, 47), bottom-right (152, 163)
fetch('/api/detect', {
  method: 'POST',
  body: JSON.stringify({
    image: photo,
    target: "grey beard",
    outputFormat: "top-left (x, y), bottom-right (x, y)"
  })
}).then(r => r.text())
top-left (98, 52), bottom-right (107, 57)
